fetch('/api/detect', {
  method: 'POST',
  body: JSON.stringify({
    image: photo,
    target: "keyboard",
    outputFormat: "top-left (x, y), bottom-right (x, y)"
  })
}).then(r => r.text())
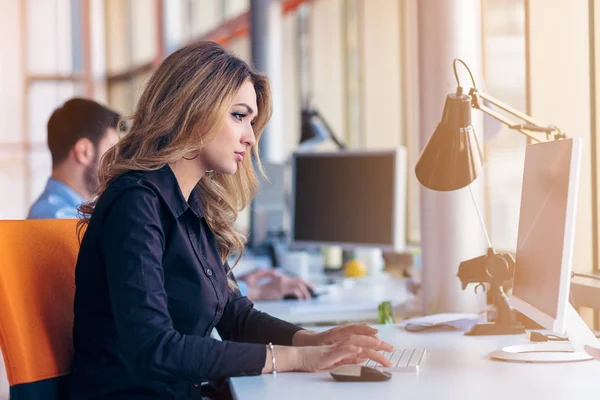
top-left (361, 348), bottom-right (426, 372)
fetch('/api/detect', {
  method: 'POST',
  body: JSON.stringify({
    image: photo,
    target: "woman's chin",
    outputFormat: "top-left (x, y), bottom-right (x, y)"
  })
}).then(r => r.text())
top-left (222, 164), bottom-right (238, 175)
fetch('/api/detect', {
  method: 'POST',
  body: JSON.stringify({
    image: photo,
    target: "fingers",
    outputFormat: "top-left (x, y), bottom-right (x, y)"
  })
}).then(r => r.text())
top-left (250, 269), bottom-right (281, 280)
top-left (324, 345), bottom-right (362, 367)
top-left (331, 356), bottom-right (368, 368)
top-left (362, 349), bottom-right (393, 367)
top-left (318, 324), bottom-right (385, 346)
top-left (340, 324), bottom-right (379, 336)
top-left (321, 336), bottom-right (394, 370)
top-left (239, 269), bottom-right (280, 286)
top-left (296, 280), bottom-right (312, 300)
top-left (326, 324), bottom-right (379, 342)
top-left (344, 335), bottom-right (394, 353)
top-left (293, 288), bottom-right (306, 300)
top-left (326, 345), bottom-right (392, 370)
top-left (315, 343), bottom-right (394, 371)
top-left (374, 339), bottom-right (394, 352)
top-left (283, 277), bottom-right (314, 300)
top-left (302, 279), bottom-right (315, 291)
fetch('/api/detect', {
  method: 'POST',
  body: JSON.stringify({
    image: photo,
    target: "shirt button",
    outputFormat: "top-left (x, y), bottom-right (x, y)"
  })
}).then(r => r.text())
top-left (217, 305), bottom-right (224, 313)
top-left (206, 269), bottom-right (213, 276)
top-left (190, 382), bottom-right (202, 397)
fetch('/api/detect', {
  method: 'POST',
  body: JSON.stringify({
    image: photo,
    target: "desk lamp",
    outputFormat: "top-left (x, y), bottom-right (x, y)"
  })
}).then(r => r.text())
top-left (415, 58), bottom-right (566, 336)
top-left (300, 106), bottom-right (346, 150)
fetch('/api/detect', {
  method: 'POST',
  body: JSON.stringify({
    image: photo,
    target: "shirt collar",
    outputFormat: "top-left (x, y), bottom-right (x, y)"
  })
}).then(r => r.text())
top-left (143, 165), bottom-right (205, 219)
top-left (188, 188), bottom-right (205, 219)
top-left (46, 177), bottom-right (86, 207)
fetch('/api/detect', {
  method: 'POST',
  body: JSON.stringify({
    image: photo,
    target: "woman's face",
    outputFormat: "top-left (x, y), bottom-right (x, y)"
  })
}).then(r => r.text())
top-left (198, 80), bottom-right (258, 175)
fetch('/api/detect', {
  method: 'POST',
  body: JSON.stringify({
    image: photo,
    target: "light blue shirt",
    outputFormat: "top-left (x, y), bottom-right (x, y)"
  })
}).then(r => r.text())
top-left (27, 178), bottom-right (86, 219)
top-left (238, 281), bottom-right (248, 297)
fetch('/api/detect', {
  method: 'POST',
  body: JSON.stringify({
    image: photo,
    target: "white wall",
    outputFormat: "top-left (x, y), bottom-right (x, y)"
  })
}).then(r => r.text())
top-left (359, 0), bottom-right (403, 149)
top-left (309, 0), bottom-right (346, 142)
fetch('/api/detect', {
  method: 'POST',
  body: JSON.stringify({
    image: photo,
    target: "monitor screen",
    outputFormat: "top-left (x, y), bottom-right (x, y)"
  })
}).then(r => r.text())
top-left (290, 148), bottom-right (406, 251)
top-left (247, 162), bottom-right (286, 249)
top-left (510, 138), bottom-right (581, 333)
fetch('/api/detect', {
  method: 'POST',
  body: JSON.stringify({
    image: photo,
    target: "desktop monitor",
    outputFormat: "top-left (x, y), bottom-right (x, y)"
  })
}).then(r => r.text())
top-left (248, 162), bottom-right (287, 249)
top-left (509, 138), bottom-right (581, 336)
top-left (490, 137), bottom-right (599, 362)
top-left (290, 148), bottom-right (406, 252)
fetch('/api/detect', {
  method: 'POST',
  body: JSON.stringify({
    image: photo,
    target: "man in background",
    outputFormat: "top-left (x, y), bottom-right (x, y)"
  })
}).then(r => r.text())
top-left (27, 98), bottom-right (120, 219)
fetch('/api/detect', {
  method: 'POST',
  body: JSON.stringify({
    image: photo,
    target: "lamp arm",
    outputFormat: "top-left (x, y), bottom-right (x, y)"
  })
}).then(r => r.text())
top-left (476, 90), bottom-right (549, 131)
top-left (329, 132), bottom-right (347, 150)
top-left (477, 103), bottom-right (543, 143)
top-left (313, 109), bottom-right (347, 149)
top-left (471, 89), bottom-right (564, 142)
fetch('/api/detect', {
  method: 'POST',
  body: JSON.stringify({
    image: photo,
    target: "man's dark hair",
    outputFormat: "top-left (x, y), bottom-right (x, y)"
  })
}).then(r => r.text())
top-left (47, 98), bottom-right (121, 167)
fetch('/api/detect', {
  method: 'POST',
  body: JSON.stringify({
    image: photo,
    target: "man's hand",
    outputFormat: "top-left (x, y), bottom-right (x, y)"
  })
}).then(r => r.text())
top-left (238, 269), bottom-right (315, 301)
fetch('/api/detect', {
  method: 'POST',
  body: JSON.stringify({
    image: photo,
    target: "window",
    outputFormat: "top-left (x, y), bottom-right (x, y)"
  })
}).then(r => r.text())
top-left (482, 0), bottom-right (527, 253)
top-left (106, 0), bottom-right (161, 116)
top-left (4, 0), bottom-right (91, 218)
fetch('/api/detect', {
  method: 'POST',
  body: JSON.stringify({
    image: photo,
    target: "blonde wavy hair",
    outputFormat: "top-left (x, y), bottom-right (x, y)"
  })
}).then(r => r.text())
top-left (78, 41), bottom-right (272, 285)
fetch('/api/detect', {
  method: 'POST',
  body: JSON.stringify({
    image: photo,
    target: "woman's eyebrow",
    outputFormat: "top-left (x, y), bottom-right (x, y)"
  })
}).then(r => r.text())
top-left (233, 103), bottom-right (256, 116)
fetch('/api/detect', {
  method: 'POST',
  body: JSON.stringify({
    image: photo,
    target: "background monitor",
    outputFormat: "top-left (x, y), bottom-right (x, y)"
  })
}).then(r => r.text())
top-left (248, 162), bottom-right (287, 249)
top-left (509, 137), bottom-right (582, 335)
top-left (290, 148), bottom-right (406, 252)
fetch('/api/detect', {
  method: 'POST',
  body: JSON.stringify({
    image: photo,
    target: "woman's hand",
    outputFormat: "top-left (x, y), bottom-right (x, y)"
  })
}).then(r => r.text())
top-left (296, 335), bottom-right (394, 372)
top-left (263, 325), bottom-right (394, 373)
top-left (263, 333), bottom-right (394, 374)
top-left (293, 324), bottom-right (384, 347)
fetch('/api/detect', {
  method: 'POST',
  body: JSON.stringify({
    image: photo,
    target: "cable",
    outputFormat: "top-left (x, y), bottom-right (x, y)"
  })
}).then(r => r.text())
top-left (452, 58), bottom-right (478, 90)
top-left (572, 272), bottom-right (600, 282)
top-left (468, 185), bottom-right (493, 250)
top-left (528, 331), bottom-right (600, 342)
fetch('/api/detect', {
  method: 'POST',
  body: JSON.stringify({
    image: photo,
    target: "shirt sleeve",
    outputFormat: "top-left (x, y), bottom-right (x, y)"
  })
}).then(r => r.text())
top-left (216, 271), bottom-right (304, 345)
top-left (98, 185), bottom-right (267, 381)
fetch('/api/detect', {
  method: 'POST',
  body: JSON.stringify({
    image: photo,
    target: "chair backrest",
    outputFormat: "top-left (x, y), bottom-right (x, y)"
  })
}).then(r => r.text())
top-left (0, 219), bottom-right (79, 399)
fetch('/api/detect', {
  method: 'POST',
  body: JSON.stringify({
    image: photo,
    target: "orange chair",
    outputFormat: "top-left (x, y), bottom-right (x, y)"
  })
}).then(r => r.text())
top-left (0, 219), bottom-right (80, 399)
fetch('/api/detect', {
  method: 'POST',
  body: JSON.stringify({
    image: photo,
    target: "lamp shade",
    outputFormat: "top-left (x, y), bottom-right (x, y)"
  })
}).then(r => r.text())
top-left (415, 93), bottom-right (483, 191)
top-left (300, 107), bottom-right (346, 149)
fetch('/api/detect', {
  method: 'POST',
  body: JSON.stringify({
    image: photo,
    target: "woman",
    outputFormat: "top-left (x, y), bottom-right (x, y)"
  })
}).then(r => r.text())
top-left (69, 41), bottom-right (393, 400)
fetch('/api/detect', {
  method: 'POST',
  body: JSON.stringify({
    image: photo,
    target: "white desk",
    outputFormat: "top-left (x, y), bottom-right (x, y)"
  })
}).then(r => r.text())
top-left (230, 324), bottom-right (600, 400)
top-left (252, 274), bottom-right (411, 325)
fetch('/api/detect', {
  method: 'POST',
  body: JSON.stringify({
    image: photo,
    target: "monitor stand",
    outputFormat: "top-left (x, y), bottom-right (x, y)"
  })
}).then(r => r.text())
top-left (489, 303), bottom-right (600, 363)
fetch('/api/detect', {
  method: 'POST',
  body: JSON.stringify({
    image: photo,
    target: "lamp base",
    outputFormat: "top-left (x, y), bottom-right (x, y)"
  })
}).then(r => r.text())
top-left (465, 321), bottom-right (525, 336)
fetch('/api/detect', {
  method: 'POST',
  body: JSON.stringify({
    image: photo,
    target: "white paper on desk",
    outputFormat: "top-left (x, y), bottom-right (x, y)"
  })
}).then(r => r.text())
top-left (398, 313), bottom-right (484, 327)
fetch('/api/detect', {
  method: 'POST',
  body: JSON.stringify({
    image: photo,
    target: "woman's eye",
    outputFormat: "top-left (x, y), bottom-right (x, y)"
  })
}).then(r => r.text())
top-left (232, 113), bottom-right (246, 121)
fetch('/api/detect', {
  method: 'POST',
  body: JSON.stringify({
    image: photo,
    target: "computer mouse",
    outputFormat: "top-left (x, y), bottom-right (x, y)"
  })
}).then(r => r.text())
top-left (330, 365), bottom-right (392, 382)
top-left (282, 287), bottom-right (318, 300)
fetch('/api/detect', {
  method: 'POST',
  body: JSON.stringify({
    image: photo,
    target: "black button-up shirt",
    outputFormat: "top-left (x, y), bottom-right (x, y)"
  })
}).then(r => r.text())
top-left (69, 166), bottom-right (302, 399)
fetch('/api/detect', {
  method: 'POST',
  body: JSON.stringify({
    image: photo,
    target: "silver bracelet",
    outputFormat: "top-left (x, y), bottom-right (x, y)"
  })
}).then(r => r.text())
top-left (268, 342), bottom-right (276, 375)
